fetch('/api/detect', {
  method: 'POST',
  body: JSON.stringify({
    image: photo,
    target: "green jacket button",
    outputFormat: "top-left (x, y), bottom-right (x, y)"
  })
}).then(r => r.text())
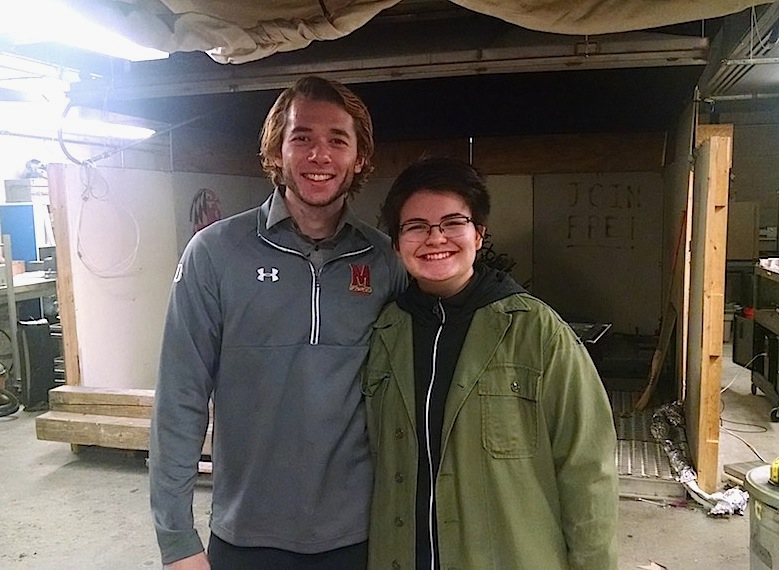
top-left (392, 561), bottom-right (401, 570)
top-left (394, 472), bottom-right (405, 483)
top-left (510, 381), bottom-right (519, 392)
top-left (394, 428), bottom-right (405, 439)
top-left (394, 516), bottom-right (404, 527)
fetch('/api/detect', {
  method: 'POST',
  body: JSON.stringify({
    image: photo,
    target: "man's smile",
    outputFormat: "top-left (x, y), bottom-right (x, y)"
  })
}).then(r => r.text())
top-left (303, 173), bottom-right (335, 182)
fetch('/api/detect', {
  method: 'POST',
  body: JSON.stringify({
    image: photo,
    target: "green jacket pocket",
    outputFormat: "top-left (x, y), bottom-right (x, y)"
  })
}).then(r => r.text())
top-left (477, 364), bottom-right (540, 459)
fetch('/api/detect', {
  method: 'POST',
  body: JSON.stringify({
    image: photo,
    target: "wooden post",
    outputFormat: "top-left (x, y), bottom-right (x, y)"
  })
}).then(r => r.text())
top-left (48, 164), bottom-right (81, 386)
top-left (686, 135), bottom-right (731, 493)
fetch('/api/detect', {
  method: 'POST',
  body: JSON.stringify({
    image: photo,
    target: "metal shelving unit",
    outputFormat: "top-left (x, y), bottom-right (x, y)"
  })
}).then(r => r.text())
top-left (739, 265), bottom-right (779, 421)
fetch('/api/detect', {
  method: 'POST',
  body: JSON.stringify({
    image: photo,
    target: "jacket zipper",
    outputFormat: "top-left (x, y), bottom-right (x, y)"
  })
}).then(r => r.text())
top-left (258, 234), bottom-right (371, 345)
top-left (425, 298), bottom-right (445, 570)
top-left (311, 266), bottom-right (320, 344)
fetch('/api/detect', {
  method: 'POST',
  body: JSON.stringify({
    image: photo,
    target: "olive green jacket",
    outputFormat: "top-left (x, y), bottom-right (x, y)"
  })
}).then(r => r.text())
top-left (362, 293), bottom-right (618, 570)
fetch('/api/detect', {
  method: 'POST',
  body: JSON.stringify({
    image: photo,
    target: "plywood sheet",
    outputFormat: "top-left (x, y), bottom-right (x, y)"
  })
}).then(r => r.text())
top-left (484, 175), bottom-right (533, 286)
top-left (371, 133), bottom-right (666, 179)
top-left (171, 171), bottom-right (269, 256)
top-left (57, 166), bottom-right (179, 390)
top-left (474, 133), bottom-right (666, 175)
top-left (726, 201), bottom-right (759, 260)
top-left (533, 171), bottom-right (663, 334)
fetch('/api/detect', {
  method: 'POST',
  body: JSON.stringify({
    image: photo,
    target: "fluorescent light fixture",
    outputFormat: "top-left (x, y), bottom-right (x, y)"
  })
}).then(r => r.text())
top-left (2, 0), bottom-right (168, 62)
top-left (0, 101), bottom-right (156, 141)
top-left (0, 53), bottom-right (156, 141)
top-left (0, 53), bottom-right (77, 104)
top-left (62, 118), bottom-right (156, 140)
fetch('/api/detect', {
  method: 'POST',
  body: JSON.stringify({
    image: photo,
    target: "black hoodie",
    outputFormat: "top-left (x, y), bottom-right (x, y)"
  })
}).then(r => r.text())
top-left (396, 262), bottom-right (525, 570)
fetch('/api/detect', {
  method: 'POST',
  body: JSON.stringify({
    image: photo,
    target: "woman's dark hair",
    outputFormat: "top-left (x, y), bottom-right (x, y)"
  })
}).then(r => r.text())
top-left (380, 156), bottom-right (490, 247)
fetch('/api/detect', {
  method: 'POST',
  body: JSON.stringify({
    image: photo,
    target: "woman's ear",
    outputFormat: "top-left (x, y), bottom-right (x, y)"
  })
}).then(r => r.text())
top-left (475, 226), bottom-right (486, 249)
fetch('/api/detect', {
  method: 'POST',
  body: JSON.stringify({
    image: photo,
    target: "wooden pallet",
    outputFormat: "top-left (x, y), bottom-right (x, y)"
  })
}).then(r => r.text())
top-left (35, 386), bottom-right (212, 455)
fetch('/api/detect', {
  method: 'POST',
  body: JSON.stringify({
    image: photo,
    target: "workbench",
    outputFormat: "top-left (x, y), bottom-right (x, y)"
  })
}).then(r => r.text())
top-left (0, 271), bottom-right (57, 303)
top-left (0, 269), bottom-right (58, 398)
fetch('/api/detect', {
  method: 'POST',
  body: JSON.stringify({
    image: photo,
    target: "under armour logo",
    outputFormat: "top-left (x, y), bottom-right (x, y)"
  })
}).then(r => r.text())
top-left (257, 267), bottom-right (279, 282)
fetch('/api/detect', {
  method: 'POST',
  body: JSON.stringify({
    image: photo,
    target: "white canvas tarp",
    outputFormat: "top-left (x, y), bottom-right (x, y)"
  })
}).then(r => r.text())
top-left (64, 0), bottom-right (769, 64)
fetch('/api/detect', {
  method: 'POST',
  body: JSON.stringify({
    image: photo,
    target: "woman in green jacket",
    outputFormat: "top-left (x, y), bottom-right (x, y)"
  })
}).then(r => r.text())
top-left (362, 157), bottom-right (618, 569)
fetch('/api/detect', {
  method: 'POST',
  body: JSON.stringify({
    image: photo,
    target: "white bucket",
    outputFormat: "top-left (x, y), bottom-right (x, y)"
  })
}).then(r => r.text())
top-left (745, 465), bottom-right (779, 569)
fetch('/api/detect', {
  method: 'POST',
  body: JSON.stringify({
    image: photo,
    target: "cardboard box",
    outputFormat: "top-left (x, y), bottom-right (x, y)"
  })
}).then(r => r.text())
top-left (12, 260), bottom-right (26, 276)
top-left (3, 179), bottom-right (49, 204)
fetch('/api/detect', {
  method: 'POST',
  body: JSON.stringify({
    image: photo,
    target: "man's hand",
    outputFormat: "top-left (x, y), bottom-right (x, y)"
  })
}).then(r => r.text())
top-left (164, 551), bottom-right (210, 570)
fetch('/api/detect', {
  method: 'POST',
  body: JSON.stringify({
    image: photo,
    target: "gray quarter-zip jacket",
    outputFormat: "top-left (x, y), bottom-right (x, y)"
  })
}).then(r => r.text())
top-left (150, 188), bottom-right (407, 564)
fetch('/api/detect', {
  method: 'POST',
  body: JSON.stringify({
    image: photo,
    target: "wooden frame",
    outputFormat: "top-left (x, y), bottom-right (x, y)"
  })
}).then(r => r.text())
top-left (685, 135), bottom-right (732, 493)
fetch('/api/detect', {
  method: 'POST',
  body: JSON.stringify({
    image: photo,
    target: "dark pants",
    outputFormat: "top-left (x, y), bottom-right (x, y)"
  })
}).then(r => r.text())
top-left (207, 533), bottom-right (368, 570)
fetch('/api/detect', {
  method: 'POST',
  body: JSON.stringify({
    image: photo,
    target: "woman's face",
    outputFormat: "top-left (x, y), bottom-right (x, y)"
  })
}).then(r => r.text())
top-left (396, 189), bottom-right (483, 298)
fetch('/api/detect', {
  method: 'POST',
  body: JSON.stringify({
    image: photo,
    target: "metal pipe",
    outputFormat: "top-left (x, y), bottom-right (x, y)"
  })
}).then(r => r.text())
top-left (722, 57), bottom-right (779, 65)
top-left (704, 92), bottom-right (779, 101)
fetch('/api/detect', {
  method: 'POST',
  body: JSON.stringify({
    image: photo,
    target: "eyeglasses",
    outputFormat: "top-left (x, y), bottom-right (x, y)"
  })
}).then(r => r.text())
top-left (398, 215), bottom-right (474, 243)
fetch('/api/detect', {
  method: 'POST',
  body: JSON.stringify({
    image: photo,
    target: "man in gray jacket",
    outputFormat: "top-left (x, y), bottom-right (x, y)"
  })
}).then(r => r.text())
top-left (150, 76), bottom-right (407, 569)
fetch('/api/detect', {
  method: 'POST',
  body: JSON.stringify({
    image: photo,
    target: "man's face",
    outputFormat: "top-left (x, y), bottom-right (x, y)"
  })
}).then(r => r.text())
top-left (275, 96), bottom-right (364, 212)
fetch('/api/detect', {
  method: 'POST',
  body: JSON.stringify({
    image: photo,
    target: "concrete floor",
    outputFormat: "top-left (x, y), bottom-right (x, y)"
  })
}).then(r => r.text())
top-left (0, 343), bottom-right (777, 569)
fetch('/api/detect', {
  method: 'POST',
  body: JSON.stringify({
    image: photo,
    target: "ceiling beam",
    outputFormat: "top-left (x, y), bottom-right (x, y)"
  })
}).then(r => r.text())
top-left (699, 1), bottom-right (779, 98)
top-left (69, 33), bottom-right (708, 104)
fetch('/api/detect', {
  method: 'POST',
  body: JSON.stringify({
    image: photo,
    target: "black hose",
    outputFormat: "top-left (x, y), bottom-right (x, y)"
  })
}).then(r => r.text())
top-left (0, 387), bottom-right (20, 417)
top-left (0, 328), bottom-right (13, 374)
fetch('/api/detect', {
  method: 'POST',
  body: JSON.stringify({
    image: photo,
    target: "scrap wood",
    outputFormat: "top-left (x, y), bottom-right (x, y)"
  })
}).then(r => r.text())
top-left (635, 308), bottom-right (676, 410)
top-left (636, 212), bottom-right (687, 410)
top-left (638, 563), bottom-right (667, 570)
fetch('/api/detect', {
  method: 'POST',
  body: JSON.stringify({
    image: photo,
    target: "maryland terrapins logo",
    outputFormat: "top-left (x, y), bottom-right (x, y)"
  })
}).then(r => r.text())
top-left (349, 264), bottom-right (372, 295)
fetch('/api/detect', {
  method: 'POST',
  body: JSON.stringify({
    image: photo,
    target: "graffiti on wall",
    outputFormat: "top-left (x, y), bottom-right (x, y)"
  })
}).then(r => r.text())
top-left (190, 188), bottom-right (222, 235)
top-left (565, 181), bottom-right (643, 250)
